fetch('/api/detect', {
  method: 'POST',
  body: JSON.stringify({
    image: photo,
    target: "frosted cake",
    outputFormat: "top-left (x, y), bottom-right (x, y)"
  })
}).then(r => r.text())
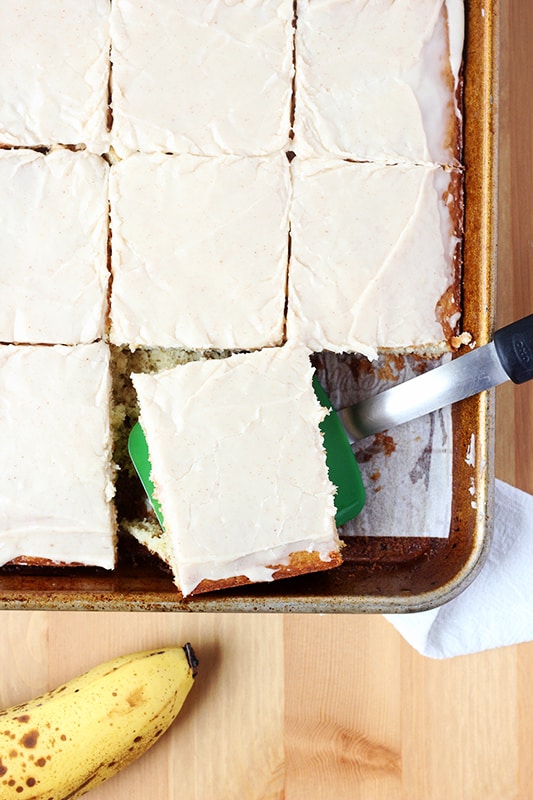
top-left (131, 346), bottom-right (341, 597)
top-left (109, 152), bottom-right (290, 349)
top-left (293, 0), bottom-right (463, 164)
top-left (0, 0), bottom-right (110, 153)
top-left (0, 149), bottom-right (109, 345)
top-left (287, 158), bottom-right (460, 358)
top-left (110, 0), bottom-right (294, 157)
top-left (0, 343), bottom-right (116, 569)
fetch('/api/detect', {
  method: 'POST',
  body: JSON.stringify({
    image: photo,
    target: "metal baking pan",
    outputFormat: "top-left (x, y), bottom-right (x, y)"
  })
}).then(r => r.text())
top-left (0, 0), bottom-right (499, 613)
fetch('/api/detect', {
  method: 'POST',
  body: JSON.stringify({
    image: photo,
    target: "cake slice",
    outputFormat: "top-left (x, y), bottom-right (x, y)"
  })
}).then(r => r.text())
top-left (0, 149), bottom-right (109, 345)
top-left (110, 0), bottom-right (294, 157)
top-left (287, 158), bottom-right (460, 359)
top-left (0, 342), bottom-right (116, 568)
top-left (109, 153), bottom-right (290, 350)
top-left (131, 346), bottom-right (341, 597)
top-left (0, 0), bottom-right (110, 152)
top-left (293, 0), bottom-right (463, 164)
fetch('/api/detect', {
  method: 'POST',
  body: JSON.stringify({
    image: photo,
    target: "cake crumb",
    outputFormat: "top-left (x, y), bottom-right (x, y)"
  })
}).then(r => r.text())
top-left (451, 331), bottom-right (474, 349)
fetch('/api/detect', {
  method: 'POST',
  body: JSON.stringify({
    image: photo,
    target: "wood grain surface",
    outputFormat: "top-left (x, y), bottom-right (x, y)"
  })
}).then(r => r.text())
top-left (1, 2), bottom-right (532, 799)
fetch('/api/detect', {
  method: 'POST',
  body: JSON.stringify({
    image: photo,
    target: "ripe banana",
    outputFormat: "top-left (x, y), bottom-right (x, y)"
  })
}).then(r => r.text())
top-left (0, 644), bottom-right (198, 800)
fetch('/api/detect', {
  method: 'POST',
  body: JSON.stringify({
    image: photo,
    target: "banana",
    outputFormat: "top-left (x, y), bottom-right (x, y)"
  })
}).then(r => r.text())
top-left (0, 644), bottom-right (198, 800)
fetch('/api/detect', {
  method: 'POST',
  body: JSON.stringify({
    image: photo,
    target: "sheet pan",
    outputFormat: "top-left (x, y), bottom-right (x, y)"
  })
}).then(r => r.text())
top-left (0, 0), bottom-right (499, 613)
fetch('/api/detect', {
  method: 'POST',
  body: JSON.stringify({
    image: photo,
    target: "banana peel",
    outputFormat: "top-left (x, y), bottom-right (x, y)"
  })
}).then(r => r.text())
top-left (0, 644), bottom-right (198, 799)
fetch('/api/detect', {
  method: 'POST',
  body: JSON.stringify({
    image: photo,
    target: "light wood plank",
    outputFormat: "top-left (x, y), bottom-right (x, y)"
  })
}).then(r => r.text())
top-left (285, 615), bottom-right (524, 800)
top-left (284, 615), bottom-right (402, 800)
top-left (400, 637), bottom-right (518, 800)
top-left (0, 611), bottom-right (49, 708)
top-left (0, 612), bottom-right (285, 800)
top-left (495, 0), bottom-right (533, 494)
top-left (517, 643), bottom-right (533, 796)
top-left (506, 0), bottom-right (533, 491)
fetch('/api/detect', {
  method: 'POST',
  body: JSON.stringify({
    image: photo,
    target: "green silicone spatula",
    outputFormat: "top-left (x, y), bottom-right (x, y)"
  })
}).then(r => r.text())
top-left (311, 376), bottom-right (366, 525)
top-left (128, 376), bottom-right (366, 530)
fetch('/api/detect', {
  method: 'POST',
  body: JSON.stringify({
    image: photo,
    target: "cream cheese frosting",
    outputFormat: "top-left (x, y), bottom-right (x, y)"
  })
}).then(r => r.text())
top-left (0, 149), bottom-right (109, 345)
top-left (110, 0), bottom-right (294, 157)
top-left (0, 0), bottom-right (110, 153)
top-left (293, 0), bottom-right (464, 164)
top-left (131, 345), bottom-right (340, 597)
top-left (287, 159), bottom-right (458, 359)
top-left (110, 152), bottom-right (290, 349)
top-left (0, 343), bottom-right (116, 568)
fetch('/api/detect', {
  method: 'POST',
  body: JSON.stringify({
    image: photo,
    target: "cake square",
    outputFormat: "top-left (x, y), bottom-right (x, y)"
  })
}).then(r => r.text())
top-left (0, 0), bottom-right (110, 152)
top-left (131, 346), bottom-right (341, 597)
top-left (110, 0), bottom-right (293, 157)
top-left (287, 159), bottom-right (459, 359)
top-left (0, 342), bottom-right (116, 568)
top-left (293, 0), bottom-right (463, 164)
top-left (0, 149), bottom-right (109, 345)
top-left (109, 153), bottom-right (290, 349)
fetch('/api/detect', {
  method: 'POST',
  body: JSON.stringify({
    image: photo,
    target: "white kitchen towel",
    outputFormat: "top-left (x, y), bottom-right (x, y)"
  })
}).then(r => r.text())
top-left (384, 479), bottom-right (533, 658)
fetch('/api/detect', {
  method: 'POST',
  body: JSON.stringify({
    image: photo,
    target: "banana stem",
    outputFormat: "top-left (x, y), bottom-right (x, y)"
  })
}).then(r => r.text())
top-left (184, 643), bottom-right (199, 677)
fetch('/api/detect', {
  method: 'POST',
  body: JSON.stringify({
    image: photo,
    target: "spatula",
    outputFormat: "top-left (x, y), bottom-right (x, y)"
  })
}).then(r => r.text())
top-left (128, 376), bottom-right (366, 530)
top-left (338, 315), bottom-right (533, 442)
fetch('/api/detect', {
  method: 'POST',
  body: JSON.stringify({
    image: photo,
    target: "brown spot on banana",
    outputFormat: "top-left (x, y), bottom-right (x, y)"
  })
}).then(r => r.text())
top-left (20, 729), bottom-right (39, 748)
top-left (126, 687), bottom-right (145, 708)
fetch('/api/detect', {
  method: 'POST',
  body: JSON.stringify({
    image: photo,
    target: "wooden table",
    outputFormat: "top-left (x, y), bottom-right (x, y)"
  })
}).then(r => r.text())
top-left (1, 3), bottom-right (532, 798)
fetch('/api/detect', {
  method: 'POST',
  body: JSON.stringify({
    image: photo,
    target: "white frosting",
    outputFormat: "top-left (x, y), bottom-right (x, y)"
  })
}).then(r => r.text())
top-left (0, 0), bottom-right (110, 153)
top-left (110, 0), bottom-right (294, 157)
top-left (445, 0), bottom-right (466, 85)
top-left (0, 343), bottom-right (116, 568)
top-left (293, 0), bottom-right (463, 164)
top-left (0, 149), bottom-right (109, 345)
top-left (287, 159), bottom-right (456, 359)
top-left (110, 152), bottom-right (290, 349)
top-left (132, 346), bottom-right (339, 597)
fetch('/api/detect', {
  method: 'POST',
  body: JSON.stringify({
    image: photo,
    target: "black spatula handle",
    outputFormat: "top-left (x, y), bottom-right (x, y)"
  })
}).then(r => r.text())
top-left (494, 314), bottom-right (533, 384)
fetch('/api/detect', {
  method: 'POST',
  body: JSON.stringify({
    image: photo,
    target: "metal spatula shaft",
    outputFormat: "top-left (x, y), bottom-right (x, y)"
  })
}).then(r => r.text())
top-left (338, 314), bottom-right (533, 443)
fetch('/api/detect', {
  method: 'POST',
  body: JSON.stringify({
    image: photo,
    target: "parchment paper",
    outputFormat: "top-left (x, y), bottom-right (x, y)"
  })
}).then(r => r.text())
top-left (312, 351), bottom-right (453, 538)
